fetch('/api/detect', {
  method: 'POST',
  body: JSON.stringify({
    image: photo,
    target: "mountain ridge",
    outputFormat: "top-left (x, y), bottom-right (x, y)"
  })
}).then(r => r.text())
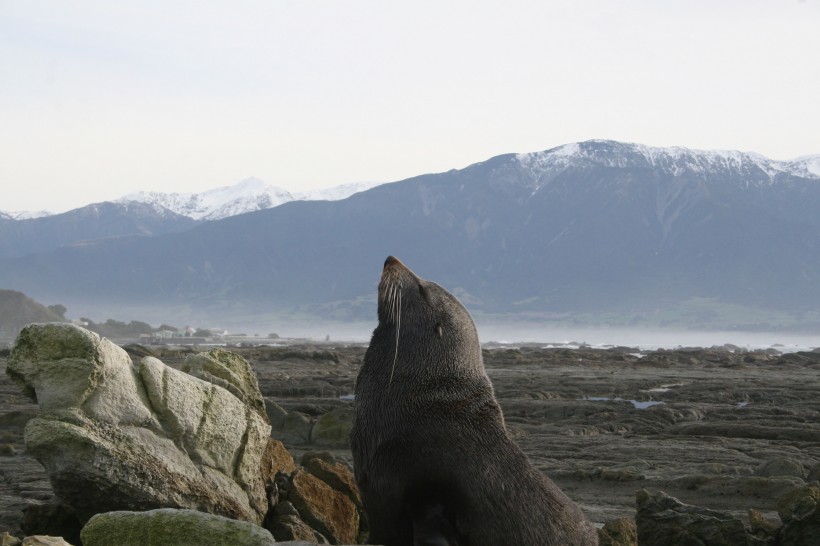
top-left (2, 139), bottom-right (819, 331)
top-left (3, 141), bottom-right (817, 222)
top-left (2, 178), bottom-right (382, 223)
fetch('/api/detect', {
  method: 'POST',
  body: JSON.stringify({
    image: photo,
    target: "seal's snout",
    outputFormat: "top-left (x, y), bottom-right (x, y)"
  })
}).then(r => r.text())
top-left (383, 256), bottom-right (404, 271)
top-left (381, 256), bottom-right (420, 285)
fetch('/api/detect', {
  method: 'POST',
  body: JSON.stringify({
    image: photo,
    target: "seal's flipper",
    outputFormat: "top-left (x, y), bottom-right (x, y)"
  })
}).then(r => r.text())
top-left (412, 503), bottom-right (461, 546)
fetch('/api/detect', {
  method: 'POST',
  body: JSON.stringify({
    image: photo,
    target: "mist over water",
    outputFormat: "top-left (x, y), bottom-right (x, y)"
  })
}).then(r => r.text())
top-left (474, 322), bottom-right (819, 352)
top-left (236, 319), bottom-right (819, 352)
top-left (65, 300), bottom-right (818, 351)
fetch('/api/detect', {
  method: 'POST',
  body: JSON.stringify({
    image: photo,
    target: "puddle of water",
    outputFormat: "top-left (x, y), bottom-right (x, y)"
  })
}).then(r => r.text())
top-left (643, 382), bottom-right (685, 393)
top-left (580, 396), bottom-right (665, 409)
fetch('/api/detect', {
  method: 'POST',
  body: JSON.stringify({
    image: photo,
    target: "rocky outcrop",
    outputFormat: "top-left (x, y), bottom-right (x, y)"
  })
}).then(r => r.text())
top-left (6, 323), bottom-right (270, 524)
top-left (636, 484), bottom-right (820, 545)
top-left (776, 483), bottom-right (820, 546)
top-left (80, 508), bottom-right (277, 546)
top-left (265, 399), bottom-right (354, 449)
top-left (636, 489), bottom-right (750, 545)
top-left (262, 451), bottom-right (362, 544)
top-left (266, 398), bottom-right (313, 445)
top-left (6, 339), bottom-right (816, 545)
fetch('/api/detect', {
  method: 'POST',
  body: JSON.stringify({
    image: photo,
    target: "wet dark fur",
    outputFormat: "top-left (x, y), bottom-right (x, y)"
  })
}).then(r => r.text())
top-left (350, 257), bottom-right (598, 546)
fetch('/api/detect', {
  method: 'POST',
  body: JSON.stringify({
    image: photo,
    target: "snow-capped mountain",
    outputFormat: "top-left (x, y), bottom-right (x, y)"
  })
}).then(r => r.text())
top-left (118, 177), bottom-right (381, 221)
top-left (293, 181), bottom-right (381, 201)
top-left (0, 209), bottom-right (55, 221)
top-left (5, 143), bottom-right (816, 223)
top-left (3, 139), bottom-right (820, 330)
top-left (119, 177), bottom-right (295, 221)
top-left (515, 140), bottom-right (820, 187)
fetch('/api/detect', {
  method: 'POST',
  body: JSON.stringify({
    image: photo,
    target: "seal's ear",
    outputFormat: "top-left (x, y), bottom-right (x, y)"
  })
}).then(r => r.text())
top-left (435, 323), bottom-right (444, 338)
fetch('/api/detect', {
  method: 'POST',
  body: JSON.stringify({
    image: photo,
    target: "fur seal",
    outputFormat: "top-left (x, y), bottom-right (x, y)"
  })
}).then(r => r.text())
top-left (350, 256), bottom-right (598, 546)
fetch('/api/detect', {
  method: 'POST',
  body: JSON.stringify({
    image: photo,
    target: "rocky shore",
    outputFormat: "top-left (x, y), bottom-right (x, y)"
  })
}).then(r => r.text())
top-left (0, 325), bottom-right (818, 544)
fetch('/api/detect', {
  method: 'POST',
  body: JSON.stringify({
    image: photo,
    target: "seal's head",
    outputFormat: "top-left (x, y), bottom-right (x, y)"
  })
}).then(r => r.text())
top-left (373, 256), bottom-right (483, 382)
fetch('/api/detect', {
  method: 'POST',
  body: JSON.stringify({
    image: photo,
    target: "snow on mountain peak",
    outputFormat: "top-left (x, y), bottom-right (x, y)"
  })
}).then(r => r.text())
top-left (117, 177), bottom-right (381, 221)
top-left (0, 209), bottom-right (55, 220)
top-left (119, 178), bottom-right (294, 221)
top-left (785, 154), bottom-right (820, 178)
top-left (293, 181), bottom-right (381, 201)
top-left (515, 140), bottom-right (820, 183)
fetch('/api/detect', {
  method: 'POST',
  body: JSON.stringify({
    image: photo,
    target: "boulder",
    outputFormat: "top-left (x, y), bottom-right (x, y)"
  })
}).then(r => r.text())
top-left (7, 324), bottom-right (270, 524)
top-left (309, 407), bottom-right (353, 448)
top-left (80, 508), bottom-right (276, 546)
top-left (776, 483), bottom-right (820, 546)
top-left (288, 470), bottom-right (359, 545)
top-left (636, 489), bottom-right (750, 546)
top-left (304, 456), bottom-right (362, 509)
top-left (266, 398), bottom-right (313, 445)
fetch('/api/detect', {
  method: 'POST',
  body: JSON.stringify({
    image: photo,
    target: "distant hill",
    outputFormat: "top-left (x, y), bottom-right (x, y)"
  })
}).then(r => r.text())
top-left (1, 140), bottom-right (819, 331)
top-left (0, 201), bottom-right (197, 260)
top-left (0, 178), bottom-right (380, 259)
top-left (0, 290), bottom-right (68, 338)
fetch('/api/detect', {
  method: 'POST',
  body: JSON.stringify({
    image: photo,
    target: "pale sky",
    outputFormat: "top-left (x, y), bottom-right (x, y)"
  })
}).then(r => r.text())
top-left (2, 0), bottom-right (819, 213)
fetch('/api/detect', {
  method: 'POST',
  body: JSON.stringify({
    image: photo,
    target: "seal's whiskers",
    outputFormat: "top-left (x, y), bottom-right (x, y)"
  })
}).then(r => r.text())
top-left (388, 283), bottom-right (401, 392)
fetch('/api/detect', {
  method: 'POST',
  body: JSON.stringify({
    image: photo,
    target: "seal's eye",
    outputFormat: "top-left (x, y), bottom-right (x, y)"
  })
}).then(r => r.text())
top-left (435, 323), bottom-right (443, 338)
top-left (418, 284), bottom-right (428, 301)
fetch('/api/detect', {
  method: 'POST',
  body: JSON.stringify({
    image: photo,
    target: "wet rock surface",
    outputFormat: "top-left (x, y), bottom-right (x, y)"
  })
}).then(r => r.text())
top-left (1, 339), bottom-right (819, 542)
top-left (636, 488), bottom-right (751, 545)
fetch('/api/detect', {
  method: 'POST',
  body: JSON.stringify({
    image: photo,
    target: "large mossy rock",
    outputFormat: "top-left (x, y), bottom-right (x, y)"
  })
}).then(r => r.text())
top-left (80, 508), bottom-right (276, 546)
top-left (310, 407), bottom-right (353, 448)
top-left (7, 323), bottom-right (270, 524)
